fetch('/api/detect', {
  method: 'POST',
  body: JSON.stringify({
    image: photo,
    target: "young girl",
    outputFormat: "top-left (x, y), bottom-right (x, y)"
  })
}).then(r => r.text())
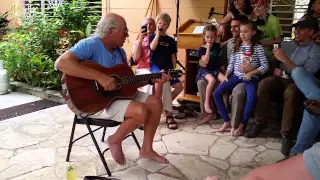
top-left (196, 24), bottom-right (228, 125)
top-left (213, 20), bottom-right (268, 136)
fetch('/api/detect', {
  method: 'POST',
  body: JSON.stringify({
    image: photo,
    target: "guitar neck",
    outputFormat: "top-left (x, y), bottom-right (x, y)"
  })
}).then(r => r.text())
top-left (121, 73), bottom-right (163, 85)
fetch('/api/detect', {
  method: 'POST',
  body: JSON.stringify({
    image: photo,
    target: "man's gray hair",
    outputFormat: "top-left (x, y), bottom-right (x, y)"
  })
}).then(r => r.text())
top-left (142, 16), bottom-right (155, 25)
top-left (95, 17), bottom-right (120, 38)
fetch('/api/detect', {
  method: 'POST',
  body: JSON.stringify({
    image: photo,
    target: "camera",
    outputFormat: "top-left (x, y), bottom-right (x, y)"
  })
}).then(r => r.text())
top-left (141, 25), bottom-right (147, 33)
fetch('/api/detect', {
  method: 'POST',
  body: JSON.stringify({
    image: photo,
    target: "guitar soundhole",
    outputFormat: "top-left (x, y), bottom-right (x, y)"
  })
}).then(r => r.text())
top-left (102, 89), bottom-right (120, 97)
top-left (111, 74), bottom-right (123, 90)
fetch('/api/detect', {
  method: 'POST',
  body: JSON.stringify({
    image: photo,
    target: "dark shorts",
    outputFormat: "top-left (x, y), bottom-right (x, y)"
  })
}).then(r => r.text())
top-left (196, 67), bottom-right (221, 82)
top-left (150, 64), bottom-right (181, 86)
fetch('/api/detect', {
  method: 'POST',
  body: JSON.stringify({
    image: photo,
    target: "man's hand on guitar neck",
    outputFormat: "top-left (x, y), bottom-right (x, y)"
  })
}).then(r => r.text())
top-left (154, 72), bottom-right (169, 84)
top-left (137, 71), bottom-right (170, 88)
top-left (97, 74), bottom-right (117, 91)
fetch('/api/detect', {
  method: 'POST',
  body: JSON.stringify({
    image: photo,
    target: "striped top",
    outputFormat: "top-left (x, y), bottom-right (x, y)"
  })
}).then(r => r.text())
top-left (228, 45), bottom-right (269, 78)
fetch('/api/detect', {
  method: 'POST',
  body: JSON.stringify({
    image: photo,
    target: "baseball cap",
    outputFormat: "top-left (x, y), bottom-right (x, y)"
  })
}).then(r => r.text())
top-left (292, 15), bottom-right (319, 33)
top-left (253, 0), bottom-right (269, 5)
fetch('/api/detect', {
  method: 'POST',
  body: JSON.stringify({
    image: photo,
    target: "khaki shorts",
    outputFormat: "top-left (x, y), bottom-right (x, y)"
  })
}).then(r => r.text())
top-left (89, 91), bottom-right (149, 122)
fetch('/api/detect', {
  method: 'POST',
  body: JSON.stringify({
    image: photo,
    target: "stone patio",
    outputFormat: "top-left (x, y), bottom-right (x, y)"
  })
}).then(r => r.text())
top-left (0, 104), bottom-right (285, 180)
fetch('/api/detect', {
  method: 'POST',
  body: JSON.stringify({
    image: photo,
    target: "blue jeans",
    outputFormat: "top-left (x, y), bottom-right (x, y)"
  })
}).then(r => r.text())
top-left (213, 75), bottom-right (257, 124)
top-left (291, 67), bottom-right (320, 154)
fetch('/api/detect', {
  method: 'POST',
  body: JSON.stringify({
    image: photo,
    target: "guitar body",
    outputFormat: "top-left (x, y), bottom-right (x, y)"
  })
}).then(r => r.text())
top-left (62, 61), bottom-right (138, 115)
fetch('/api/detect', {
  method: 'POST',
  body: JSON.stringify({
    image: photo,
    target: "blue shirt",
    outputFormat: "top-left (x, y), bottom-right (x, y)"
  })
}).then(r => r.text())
top-left (228, 44), bottom-right (269, 78)
top-left (69, 36), bottom-right (127, 67)
top-left (280, 40), bottom-right (320, 75)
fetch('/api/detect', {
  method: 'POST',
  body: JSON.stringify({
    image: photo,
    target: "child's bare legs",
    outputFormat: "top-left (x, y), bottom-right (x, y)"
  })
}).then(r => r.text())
top-left (171, 82), bottom-right (183, 100)
top-left (197, 111), bottom-right (217, 126)
top-left (154, 82), bottom-right (163, 99)
top-left (163, 81), bottom-right (178, 129)
top-left (204, 74), bottom-right (216, 114)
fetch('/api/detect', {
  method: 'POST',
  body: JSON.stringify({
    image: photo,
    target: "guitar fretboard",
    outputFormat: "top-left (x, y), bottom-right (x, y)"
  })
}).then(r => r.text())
top-left (121, 73), bottom-right (163, 85)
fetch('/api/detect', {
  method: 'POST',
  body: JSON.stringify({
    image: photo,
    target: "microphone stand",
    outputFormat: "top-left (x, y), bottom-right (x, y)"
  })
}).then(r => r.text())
top-left (173, 3), bottom-right (225, 71)
top-left (173, 0), bottom-right (185, 71)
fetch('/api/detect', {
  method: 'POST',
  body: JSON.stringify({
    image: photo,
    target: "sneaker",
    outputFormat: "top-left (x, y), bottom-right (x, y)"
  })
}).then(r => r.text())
top-left (244, 123), bottom-right (267, 138)
top-left (281, 136), bottom-right (293, 156)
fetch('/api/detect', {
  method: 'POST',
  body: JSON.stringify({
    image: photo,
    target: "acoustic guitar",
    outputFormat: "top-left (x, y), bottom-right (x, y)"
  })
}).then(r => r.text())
top-left (61, 61), bottom-right (184, 116)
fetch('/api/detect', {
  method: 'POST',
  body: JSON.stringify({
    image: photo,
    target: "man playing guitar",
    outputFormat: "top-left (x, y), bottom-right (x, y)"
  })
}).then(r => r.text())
top-left (55, 13), bottom-right (169, 165)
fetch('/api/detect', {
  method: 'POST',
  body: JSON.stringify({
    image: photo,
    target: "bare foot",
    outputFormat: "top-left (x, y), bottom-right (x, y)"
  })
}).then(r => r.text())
top-left (234, 124), bottom-right (245, 136)
top-left (196, 113), bottom-right (216, 126)
top-left (107, 137), bottom-right (126, 165)
top-left (140, 149), bottom-right (169, 164)
top-left (204, 100), bottom-right (212, 114)
top-left (216, 122), bottom-right (231, 132)
top-left (230, 127), bottom-right (236, 136)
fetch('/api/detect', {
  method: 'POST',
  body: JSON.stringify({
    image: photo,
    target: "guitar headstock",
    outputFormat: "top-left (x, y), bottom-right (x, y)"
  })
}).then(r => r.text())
top-left (168, 69), bottom-right (185, 80)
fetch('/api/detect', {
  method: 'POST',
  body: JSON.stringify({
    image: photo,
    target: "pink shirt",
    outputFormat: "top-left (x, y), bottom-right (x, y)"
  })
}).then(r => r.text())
top-left (132, 36), bottom-right (150, 69)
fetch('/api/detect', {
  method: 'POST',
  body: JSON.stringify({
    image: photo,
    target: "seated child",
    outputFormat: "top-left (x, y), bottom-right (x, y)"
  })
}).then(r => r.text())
top-left (196, 24), bottom-right (228, 125)
top-left (213, 20), bottom-right (269, 136)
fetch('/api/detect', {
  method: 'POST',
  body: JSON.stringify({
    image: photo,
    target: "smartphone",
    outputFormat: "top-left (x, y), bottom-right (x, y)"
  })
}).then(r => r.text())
top-left (273, 44), bottom-right (279, 49)
top-left (141, 25), bottom-right (147, 33)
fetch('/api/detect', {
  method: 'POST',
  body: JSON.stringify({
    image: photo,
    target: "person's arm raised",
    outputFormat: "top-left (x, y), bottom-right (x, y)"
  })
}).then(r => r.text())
top-left (218, 12), bottom-right (233, 36)
top-left (150, 33), bottom-right (160, 51)
top-left (201, 44), bottom-right (211, 65)
top-left (132, 30), bottom-right (147, 62)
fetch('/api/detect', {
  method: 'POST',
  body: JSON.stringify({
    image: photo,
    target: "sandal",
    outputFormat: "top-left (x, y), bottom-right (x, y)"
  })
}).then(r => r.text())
top-left (138, 124), bottom-right (144, 131)
top-left (166, 116), bottom-right (178, 130)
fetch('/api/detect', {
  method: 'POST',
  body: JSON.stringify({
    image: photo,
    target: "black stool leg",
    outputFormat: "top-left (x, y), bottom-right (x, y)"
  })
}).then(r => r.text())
top-left (131, 132), bottom-right (141, 150)
top-left (84, 119), bottom-right (112, 176)
top-left (101, 127), bottom-right (106, 142)
top-left (66, 115), bottom-right (77, 162)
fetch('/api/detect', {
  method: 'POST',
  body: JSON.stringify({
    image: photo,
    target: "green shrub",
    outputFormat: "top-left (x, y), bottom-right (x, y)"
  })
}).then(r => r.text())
top-left (0, 0), bottom-right (99, 90)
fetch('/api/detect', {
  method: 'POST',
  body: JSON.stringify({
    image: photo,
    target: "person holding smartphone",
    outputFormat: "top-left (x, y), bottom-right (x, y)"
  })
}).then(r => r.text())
top-left (245, 15), bottom-right (320, 156)
top-left (132, 17), bottom-right (156, 94)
